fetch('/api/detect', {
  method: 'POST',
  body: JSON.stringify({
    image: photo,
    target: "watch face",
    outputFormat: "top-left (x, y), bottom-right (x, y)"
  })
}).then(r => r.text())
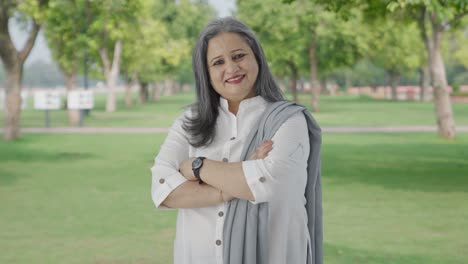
top-left (192, 158), bottom-right (202, 169)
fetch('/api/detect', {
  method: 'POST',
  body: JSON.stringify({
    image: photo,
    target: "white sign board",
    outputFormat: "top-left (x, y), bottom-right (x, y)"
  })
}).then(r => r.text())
top-left (67, 90), bottom-right (94, 110)
top-left (0, 90), bottom-right (28, 110)
top-left (34, 90), bottom-right (62, 110)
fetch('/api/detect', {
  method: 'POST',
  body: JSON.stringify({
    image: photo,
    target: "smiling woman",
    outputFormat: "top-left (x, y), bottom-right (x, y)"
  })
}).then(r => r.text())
top-left (206, 33), bottom-right (259, 114)
top-left (150, 17), bottom-right (323, 264)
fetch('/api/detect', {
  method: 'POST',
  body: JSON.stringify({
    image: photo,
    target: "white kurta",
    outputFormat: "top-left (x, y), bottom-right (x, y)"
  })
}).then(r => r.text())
top-left (151, 96), bottom-right (310, 264)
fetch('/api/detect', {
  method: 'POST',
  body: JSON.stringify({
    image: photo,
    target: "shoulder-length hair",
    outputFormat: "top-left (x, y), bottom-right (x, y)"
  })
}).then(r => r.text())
top-left (183, 17), bottom-right (284, 147)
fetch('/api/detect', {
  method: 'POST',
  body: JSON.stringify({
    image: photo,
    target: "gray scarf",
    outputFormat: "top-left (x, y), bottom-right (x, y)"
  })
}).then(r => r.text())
top-left (223, 101), bottom-right (323, 264)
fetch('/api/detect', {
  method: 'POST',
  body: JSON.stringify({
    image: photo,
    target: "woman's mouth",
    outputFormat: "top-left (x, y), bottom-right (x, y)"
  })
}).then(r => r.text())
top-left (225, 75), bottom-right (245, 84)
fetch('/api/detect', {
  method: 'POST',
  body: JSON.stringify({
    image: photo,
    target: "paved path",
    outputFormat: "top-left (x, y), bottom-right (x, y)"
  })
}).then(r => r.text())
top-left (8, 126), bottom-right (468, 134)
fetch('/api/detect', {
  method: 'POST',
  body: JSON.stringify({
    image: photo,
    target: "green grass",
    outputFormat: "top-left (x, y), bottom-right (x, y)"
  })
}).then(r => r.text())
top-left (1, 133), bottom-right (467, 263)
top-left (4, 91), bottom-right (468, 128)
top-left (309, 95), bottom-right (468, 127)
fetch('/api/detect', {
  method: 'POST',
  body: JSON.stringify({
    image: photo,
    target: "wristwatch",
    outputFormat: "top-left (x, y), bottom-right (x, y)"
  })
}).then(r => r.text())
top-left (192, 157), bottom-right (206, 184)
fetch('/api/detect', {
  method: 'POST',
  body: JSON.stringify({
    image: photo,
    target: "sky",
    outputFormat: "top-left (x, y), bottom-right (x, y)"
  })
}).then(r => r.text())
top-left (10, 0), bottom-right (235, 66)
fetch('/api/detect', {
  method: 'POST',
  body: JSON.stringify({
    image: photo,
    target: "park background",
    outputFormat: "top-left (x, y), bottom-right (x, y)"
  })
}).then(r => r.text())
top-left (1, 0), bottom-right (468, 263)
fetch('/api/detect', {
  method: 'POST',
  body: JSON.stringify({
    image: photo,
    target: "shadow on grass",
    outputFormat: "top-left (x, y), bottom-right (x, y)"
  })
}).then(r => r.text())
top-left (324, 242), bottom-right (461, 264)
top-left (322, 140), bottom-right (468, 193)
top-left (0, 138), bottom-right (95, 186)
top-left (0, 168), bottom-right (18, 185)
top-left (0, 145), bottom-right (94, 163)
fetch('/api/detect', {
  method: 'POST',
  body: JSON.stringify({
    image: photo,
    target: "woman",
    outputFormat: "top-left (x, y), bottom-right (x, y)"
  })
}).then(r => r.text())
top-left (151, 17), bottom-right (322, 264)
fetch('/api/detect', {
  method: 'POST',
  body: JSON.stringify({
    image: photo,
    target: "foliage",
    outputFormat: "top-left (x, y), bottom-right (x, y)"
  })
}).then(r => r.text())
top-left (118, 0), bottom-right (215, 84)
top-left (84, 0), bottom-right (142, 76)
top-left (237, 0), bottom-right (368, 79)
top-left (348, 59), bottom-right (388, 87)
top-left (446, 22), bottom-right (468, 69)
top-left (155, 0), bottom-right (215, 82)
top-left (237, 0), bottom-right (308, 78)
top-left (44, 0), bottom-right (87, 75)
top-left (366, 19), bottom-right (423, 78)
top-left (22, 61), bottom-right (65, 87)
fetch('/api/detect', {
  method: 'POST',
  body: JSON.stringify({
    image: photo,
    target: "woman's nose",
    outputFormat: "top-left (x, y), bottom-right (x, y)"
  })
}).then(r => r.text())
top-left (225, 60), bottom-right (240, 73)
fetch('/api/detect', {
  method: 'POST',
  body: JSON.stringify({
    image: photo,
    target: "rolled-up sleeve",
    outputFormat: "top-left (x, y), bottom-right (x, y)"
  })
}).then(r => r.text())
top-left (151, 114), bottom-right (190, 209)
top-left (242, 112), bottom-right (310, 204)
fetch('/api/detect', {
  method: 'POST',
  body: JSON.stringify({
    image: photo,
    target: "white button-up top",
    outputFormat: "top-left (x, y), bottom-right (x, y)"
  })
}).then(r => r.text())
top-left (151, 96), bottom-right (310, 264)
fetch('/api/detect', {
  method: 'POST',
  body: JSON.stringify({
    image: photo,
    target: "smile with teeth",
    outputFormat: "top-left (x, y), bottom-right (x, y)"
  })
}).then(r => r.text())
top-left (225, 75), bottom-right (245, 84)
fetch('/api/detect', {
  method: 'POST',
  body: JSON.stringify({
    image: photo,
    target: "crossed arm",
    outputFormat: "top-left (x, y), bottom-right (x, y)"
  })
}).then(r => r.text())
top-left (160, 140), bottom-right (273, 209)
top-left (151, 112), bottom-right (308, 209)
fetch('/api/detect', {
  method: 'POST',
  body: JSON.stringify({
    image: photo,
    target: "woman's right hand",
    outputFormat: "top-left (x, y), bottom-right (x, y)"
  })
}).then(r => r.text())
top-left (248, 140), bottom-right (273, 160)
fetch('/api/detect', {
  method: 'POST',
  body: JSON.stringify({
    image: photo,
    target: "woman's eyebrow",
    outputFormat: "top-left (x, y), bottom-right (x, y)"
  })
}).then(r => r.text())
top-left (209, 55), bottom-right (222, 64)
top-left (209, 48), bottom-right (246, 63)
top-left (230, 48), bottom-right (245, 53)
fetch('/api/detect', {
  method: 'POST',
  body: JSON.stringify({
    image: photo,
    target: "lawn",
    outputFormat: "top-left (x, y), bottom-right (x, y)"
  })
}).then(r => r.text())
top-left (4, 91), bottom-right (468, 128)
top-left (1, 133), bottom-right (467, 263)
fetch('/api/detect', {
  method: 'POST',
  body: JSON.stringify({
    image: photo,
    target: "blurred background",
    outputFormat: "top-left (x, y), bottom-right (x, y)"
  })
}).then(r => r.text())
top-left (1, 0), bottom-right (467, 263)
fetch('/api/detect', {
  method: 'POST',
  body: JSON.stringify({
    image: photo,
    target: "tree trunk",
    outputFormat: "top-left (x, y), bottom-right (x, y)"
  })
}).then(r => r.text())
top-left (344, 69), bottom-right (351, 91)
top-left (152, 82), bottom-right (161, 102)
top-left (124, 79), bottom-right (133, 108)
top-left (164, 78), bottom-right (175, 96)
top-left (64, 72), bottom-right (80, 126)
top-left (309, 41), bottom-right (320, 112)
top-left (289, 76), bottom-right (298, 102)
top-left (3, 66), bottom-right (22, 140)
top-left (105, 84), bottom-right (117, 112)
top-left (99, 40), bottom-right (122, 113)
top-left (430, 26), bottom-right (456, 139)
top-left (320, 79), bottom-right (327, 95)
top-left (124, 73), bottom-right (137, 108)
top-left (174, 81), bottom-right (181, 94)
top-left (287, 61), bottom-right (298, 102)
top-left (389, 71), bottom-right (400, 101)
top-left (182, 83), bottom-right (192, 92)
top-left (0, 15), bottom-right (41, 140)
top-left (419, 64), bottom-right (431, 101)
top-left (139, 82), bottom-right (149, 104)
top-left (417, 8), bottom-right (455, 138)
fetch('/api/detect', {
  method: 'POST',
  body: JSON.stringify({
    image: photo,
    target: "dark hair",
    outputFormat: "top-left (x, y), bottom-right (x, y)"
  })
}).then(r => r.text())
top-left (183, 17), bottom-right (284, 147)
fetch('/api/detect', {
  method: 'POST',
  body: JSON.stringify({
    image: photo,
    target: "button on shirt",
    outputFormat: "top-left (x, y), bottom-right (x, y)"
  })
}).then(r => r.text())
top-left (151, 96), bottom-right (310, 264)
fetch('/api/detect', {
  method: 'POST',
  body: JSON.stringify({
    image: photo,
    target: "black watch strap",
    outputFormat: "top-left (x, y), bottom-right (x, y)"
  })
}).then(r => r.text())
top-left (192, 157), bottom-right (206, 184)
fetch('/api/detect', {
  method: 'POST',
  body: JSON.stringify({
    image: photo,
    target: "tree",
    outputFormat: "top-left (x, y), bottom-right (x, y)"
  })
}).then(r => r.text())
top-left (0, 0), bottom-right (49, 140)
top-left (156, 0), bottom-right (215, 96)
top-left (393, 0), bottom-right (468, 139)
top-left (308, 0), bottom-right (468, 138)
top-left (44, 0), bottom-right (87, 125)
top-left (367, 19), bottom-right (422, 100)
top-left (119, 0), bottom-right (214, 104)
top-left (237, 0), bottom-right (308, 102)
top-left (85, 0), bottom-right (142, 112)
top-left (239, 0), bottom-right (367, 110)
top-left (119, 0), bottom-right (171, 105)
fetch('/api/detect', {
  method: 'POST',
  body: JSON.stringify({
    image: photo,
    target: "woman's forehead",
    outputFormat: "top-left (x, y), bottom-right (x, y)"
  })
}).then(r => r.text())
top-left (206, 32), bottom-right (251, 58)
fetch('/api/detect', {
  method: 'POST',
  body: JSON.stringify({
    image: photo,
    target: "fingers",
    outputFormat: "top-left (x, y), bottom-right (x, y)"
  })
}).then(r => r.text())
top-left (249, 140), bottom-right (273, 160)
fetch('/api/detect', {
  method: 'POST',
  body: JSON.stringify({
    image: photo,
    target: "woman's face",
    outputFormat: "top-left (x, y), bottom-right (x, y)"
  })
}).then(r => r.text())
top-left (206, 32), bottom-right (259, 105)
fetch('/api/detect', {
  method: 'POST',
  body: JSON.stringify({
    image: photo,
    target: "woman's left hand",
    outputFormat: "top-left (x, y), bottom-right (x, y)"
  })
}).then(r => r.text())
top-left (179, 158), bottom-right (197, 181)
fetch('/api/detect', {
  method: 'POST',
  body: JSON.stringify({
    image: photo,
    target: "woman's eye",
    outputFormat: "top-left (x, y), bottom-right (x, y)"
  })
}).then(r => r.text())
top-left (213, 60), bottom-right (224, 66)
top-left (233, 53), bottom-right (246, 60)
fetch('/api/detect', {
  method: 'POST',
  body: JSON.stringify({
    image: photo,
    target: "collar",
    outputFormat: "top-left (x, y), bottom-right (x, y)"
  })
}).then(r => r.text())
top-left (219, 96), bottom-right (268, 115)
